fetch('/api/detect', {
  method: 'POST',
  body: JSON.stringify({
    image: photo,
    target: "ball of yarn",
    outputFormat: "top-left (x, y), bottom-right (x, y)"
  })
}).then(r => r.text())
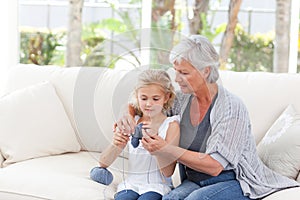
top-left (90, 167), bottom-right (113, 185)
top-left (131, 137), bottom-right (140, 148)
top-left (131, 123), bottom-right (143, 148)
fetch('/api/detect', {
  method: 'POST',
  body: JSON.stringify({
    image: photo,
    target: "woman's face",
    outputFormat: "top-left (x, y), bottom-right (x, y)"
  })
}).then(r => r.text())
top-left (137, 84), bottom-right (168, 117)
top-left (173, 59), bottom-right (207, 94)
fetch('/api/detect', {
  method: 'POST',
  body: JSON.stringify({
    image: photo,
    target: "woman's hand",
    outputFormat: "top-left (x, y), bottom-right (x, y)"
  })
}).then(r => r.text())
top-left (141, 133), bottom-right (167, 155)
top-left (140, 121), bottom-right (159, 138)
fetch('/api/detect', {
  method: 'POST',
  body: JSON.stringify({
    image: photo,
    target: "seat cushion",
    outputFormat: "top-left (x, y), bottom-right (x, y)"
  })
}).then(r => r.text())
top-left (262, 187), bottom-right (300, 200)
top-left (0, 151), bottom-right (127, 200)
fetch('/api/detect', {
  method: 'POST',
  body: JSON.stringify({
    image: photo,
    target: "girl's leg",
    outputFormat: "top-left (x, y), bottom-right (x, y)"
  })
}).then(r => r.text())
top-left (114, 189), bottom-right (139, 200)
top-left (138, 191), bottom-right (162, 200)
top-left (162, 179), bottom-right (200, 200)
top-left (185, 179), bottom-right (251, 200)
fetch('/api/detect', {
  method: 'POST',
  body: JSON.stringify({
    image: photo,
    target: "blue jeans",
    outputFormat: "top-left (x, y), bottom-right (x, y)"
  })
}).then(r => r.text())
top-left (115, 189), bottom-right (162, 200)
top-left (163, 171), bottom-right (252, 200)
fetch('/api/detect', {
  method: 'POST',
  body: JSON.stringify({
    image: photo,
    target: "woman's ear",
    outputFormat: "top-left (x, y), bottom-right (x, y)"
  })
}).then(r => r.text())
top-left (203, 67), bottom-right (211, 78)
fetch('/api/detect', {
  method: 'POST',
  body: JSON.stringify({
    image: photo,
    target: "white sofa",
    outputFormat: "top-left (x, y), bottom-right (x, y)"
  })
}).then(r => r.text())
top-left (0, 64), bottom-right (299, 200)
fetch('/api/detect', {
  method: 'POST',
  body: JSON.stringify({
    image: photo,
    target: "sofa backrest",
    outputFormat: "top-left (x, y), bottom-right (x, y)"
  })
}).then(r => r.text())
top-left (219, 70), bottom-right (300, 143)
top-left (3, 64), bottom-right (140, 152)
top-left (3, 64), bottom-right (300, 152)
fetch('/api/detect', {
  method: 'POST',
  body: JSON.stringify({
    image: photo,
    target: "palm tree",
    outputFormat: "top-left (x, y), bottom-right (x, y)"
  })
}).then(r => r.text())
top-left (66, 0), bottom-right (84, 67)
top-left (273, 0), bottom-right (291, 72)
top-left (219, 0), bottom-right (242, 67)
top-left (188, 0), bottom-right (210, 35)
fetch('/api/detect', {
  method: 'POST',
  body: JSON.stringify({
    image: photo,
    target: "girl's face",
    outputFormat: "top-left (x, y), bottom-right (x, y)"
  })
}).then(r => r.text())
top-left (173, 59), bottom-right (207, 94)
top-left (137, 84), bottom-right (168, 118)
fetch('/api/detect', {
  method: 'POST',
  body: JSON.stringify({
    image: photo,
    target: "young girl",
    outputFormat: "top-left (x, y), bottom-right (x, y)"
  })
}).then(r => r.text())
top-left (92, 69), bottom-right (180, 200)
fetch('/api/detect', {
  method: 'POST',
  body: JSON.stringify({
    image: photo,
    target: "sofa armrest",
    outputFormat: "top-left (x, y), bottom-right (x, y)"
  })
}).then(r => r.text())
top-left (263, 187), bottom-right (300, 200)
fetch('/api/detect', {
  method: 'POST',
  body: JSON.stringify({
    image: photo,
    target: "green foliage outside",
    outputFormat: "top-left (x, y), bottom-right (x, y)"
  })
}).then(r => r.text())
top-left (81, 23), bottom-right (106, 67)
top-left (200, 13), bottom-right (227, 42)
top-left (228, 24), bottom-right (275, 72)
top-left (19, 0), bottom-right (279, 72)
top-left (20, 25), bottom-right (106, 67)
top-left (19, 23), bottom-right (276, 72)
top-left (83, 0), bottom-right (141, 68)
top-left (20, 27), bottom-right (65, 66)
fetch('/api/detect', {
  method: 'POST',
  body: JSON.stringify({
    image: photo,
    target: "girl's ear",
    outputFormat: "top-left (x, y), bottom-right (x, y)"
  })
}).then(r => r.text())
top-left (164, 93), bottom-right (170, 105)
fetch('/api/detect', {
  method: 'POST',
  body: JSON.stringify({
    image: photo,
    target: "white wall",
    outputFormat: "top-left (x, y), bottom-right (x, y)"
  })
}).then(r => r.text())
top-left (0, 0), bottom-right (19, 94)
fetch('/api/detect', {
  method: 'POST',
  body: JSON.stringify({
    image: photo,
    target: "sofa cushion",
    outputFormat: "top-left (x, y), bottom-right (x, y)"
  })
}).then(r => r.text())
top-left (0, 81), bottom-right (81, 166)
top-left (257, 105), bottom-right (300, 179)
top-left (4, 64), bottom-right (82, 145)
top-left (0, 152), bottom-right (126, 200)
top-left (262, 187), bottom-right (300, 200)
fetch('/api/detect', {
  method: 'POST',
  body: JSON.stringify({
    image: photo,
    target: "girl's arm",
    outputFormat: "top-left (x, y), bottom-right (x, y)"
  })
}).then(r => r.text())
top-left (153, 121), bottom-right (180, 177)
top-left (99, 131), bottom-right (130, 168)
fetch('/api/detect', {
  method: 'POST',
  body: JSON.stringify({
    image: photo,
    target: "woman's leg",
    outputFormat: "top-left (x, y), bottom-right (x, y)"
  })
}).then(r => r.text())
top-left (114, 189), bottom-right (139, 200)
top-left (138, 191), bottom-right (162, 200)
top-left (162, 179), bottom-right (200, 200)
top-left (185, 179), bottom-right (251, 200)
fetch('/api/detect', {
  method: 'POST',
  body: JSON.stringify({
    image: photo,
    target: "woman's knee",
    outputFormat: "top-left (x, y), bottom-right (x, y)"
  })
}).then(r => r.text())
top-left (185, 180), bottom-right (250, 200)
top-left (162, 180), bottom-right (200, 200)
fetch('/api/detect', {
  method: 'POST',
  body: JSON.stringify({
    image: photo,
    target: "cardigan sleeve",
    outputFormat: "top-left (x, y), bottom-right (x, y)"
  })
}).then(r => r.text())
top-left (205, 86), bottom-right (252, 167)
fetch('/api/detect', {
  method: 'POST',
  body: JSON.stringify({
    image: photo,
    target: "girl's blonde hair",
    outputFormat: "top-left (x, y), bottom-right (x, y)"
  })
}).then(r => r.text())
top-left (130, 69), bottom-right (175, 116)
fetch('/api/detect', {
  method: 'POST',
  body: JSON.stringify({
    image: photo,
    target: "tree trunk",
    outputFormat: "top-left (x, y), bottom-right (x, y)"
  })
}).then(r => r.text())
top-left (152, 0), bottom-right (175, 29)
top-left (219, 0), bottom-right (241, 67)
top-left (66, 0), bottom-right (84, 67)
top-left (273, 0), bottom-right (291, 73)
top-left (188, 0), bottom-right (209, 35)
top-left (151, 0), bottom-right (176, 65)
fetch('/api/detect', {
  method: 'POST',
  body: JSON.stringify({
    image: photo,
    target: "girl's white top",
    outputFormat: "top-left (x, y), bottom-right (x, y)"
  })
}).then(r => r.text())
top-left (117, 115), bottom-right (180, 195)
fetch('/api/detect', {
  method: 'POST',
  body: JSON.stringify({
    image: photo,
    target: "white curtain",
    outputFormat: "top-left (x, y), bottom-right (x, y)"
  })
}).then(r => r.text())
top-left (0, 0), bottom-right (18, 91)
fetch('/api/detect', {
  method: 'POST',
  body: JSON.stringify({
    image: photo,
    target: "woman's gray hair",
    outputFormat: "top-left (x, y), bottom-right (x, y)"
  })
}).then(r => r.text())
top-left (169, 35), bottom-right (220, 83)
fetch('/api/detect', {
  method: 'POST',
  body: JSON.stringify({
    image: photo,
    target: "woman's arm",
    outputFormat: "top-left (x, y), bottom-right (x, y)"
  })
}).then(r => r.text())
top-left (99, 131), bottom-right (130, 168)
top-left (168, 146), bottom-right (224, 176)
top-left (142, 135), bottom-right (224, 177)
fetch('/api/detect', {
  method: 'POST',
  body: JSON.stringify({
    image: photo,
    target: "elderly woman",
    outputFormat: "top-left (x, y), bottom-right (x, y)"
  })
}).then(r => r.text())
top-left (118, 35), bottom-right (299, 200)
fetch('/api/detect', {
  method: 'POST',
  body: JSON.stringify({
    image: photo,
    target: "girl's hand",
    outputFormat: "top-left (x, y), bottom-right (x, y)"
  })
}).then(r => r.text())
top-left (113, 114), bottom-right (136, 136)
top-left (112, 130), bottom-right (130, 149)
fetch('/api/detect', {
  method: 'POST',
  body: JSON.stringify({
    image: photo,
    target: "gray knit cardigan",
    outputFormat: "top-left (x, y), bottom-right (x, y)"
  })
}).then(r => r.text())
top-left (172, 85), bottom-right (299, 199)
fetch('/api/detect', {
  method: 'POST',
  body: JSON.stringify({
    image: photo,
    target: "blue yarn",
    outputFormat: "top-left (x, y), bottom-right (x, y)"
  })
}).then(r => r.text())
top-left (90, 167), bottom-right (113, 185)
top-left (131, 137), bottom-right (140, 148)
top-left (131, 123), bottom-right (143, 148)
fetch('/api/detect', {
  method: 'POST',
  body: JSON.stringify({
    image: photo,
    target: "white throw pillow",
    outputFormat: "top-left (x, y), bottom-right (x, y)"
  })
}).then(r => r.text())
top-left (0, 81), bottom-right (81, 166)
top-left (257, 105), bottom-right (300, 179)
top-left (0, 153), bottom-right (3, 167)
